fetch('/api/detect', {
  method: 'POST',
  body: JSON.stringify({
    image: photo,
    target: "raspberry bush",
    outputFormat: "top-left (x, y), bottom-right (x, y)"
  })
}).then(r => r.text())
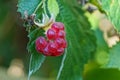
top-left (17, 0), bottom-right (120, 80)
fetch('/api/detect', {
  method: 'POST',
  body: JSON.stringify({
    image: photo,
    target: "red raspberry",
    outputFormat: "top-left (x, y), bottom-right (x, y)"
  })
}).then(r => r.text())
top-left (51, 22), bottom-right (64, 32)
top-left (57, 30), bottom-right (65, 39)
top-left (48, 41), bottom-right (57, 54)
top-left (56, 48), bottom-right (64, 56)
top-left (47, 29), bottom-right (56, 40)
top-left (51, 48), bottom-right (64, 56)
top-left (63, 40), bottom-right (67, 48)
top-left (43, 45), bottom-right (51, 56)
top-left (35, 22), bottom-right (67, 57)
top-left (55, 38), bottom-right (67, 48)
top-left (35, 37), bottom-right (47, 53)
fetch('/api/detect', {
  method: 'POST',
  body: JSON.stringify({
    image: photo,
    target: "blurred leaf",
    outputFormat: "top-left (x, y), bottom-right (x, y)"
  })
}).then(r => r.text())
top-left (17, 0), bottom-right (42, 17)
top-left (92, 25), bottom-right (120, 69)
top-left (105, 43), bottom-right (120, 69)
top-left (89, 0), bottom-right (105, 13)
top-left (0, 1), bottom-right (10, 24)
top-left (48, 0), bottom-right (59, 17)
top-left (0, 7), bottom-right (8, 24)
top-left (101, 0), bottom-right (120, 32)
top-left (94, 28), bottom-right (109, 65)
top-left (57, 1), bottom-right (96, 80)
top-left (84, 68), bottom-right (120, 80)
top-left (27, 28), bottom-right (46, 79)
top-left (28, 51), bottom-right (45, 78)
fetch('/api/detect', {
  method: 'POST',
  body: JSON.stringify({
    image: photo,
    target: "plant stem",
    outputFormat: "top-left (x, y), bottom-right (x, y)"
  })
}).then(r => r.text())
top-left (34, 0), bottom-right (47, 15)
top-left (42, 0), bottom-right (47, 15)
top-left (57, 49), bottom-right (67, 80)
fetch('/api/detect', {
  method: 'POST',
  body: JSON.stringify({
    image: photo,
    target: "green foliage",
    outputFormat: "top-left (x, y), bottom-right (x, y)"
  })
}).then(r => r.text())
top-left (84, 68), bottom-right (120, 80)
top-left (87, 11), bottom-right (120, 69)
top-left (91, 20), bottom-right (120, 69)
top-left (17, 0), bottom-right (96, 79)
top-left (0, 4), bottom-right (9, 24)
top-left (56, 1), bottom-right (96, 80)
top-left (28, 52), bottom-right (45, 79)
top-left (17, 0), bottom-right (120, 80)
top-left (17, 0), bottom-right (46, 78)
top-left (17, 0), bottom-right (42, 17)
top-left (94, 29), bottom-right (109, 65)
top-left (89, 0), bottom-right (105, 13)
top-left (27, 28), bottom-right (46, 79)
top-left (105, 43), bottom-right (120, 69)
top-left (47, 0), bottom-right (59, 18)
top-left (101, 0), bottom-right (120, 32)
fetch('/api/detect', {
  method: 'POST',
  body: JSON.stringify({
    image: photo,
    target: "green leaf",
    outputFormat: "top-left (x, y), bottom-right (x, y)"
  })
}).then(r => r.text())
top-left (93, 28), bottom-right (120, 69)
top-left (101, 0), bottom-right (120, 32)
top-left (27, 28), bottom-right (46, 79)
top-left (17, 0), bottom-right (42, 17)
top-left (18, 0), bottom-right (46, 78)
top-left (94, 28), bottom-right (109, 65)
top-left (47, 0), bottom-right (59, 17)
top-left (28, 52), bottom-right (45, 79)
top-left (104, 43), bottom-right (120, 69)
top-left (57, 1), bottom-right (96, 80)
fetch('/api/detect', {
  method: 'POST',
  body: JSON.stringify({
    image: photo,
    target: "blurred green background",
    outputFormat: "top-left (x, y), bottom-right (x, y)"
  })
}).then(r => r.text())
top-left (1, 0), bottom-right (120, 80)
